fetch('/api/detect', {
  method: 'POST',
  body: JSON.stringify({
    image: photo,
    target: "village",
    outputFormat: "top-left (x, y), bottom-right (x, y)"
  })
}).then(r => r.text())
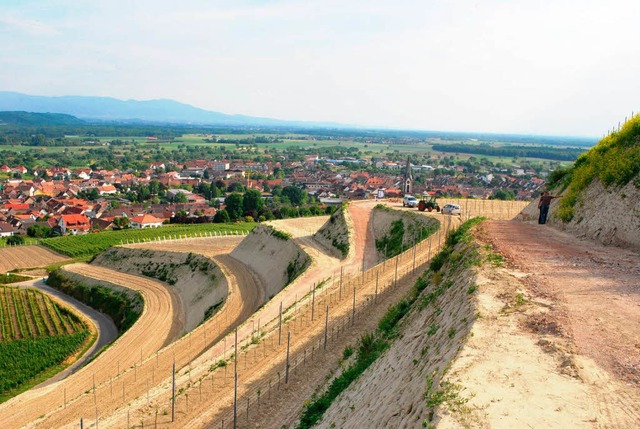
top-left (0, 149), bottom-right (550, 240)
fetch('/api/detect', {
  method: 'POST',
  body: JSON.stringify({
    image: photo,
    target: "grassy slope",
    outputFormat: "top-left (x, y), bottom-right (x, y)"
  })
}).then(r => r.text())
top-left (553, 116), bottom-right (640, 222)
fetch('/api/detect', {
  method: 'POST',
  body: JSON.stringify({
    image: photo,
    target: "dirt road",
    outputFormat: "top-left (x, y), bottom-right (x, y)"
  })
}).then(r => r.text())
top-left (485, 220), bottom-right (640, 427)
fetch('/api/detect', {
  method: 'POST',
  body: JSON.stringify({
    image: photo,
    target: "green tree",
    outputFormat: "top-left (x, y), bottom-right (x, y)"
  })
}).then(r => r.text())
top-left (282, 186), bottom-right (307, 206)
top-left (227, 182), bottom-right (245, 193)
top-left (174, 191), bottom-right (188, 203)
top-left (27, 224), bottom-right (52, 238)
top-left (243, 189), bottom-right (264, 214)
top-left (213, 209), bottom-right (230, 223)
top-left (6, 235), bottom-right (25, 245)
top-left (112, 216), bottom-right (130, 229)
top-left (492, 189), bottom-right (515, 200)
top-left (224, 193), bottom-right (244, 220)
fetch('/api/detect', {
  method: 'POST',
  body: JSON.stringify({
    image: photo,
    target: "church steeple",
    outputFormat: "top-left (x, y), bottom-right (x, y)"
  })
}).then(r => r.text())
top-left (404, 156), bottom-right (413, 195)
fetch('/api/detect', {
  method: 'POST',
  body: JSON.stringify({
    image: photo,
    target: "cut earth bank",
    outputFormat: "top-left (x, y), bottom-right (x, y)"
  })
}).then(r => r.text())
top-left (93, 247), bottom-right (225, 332)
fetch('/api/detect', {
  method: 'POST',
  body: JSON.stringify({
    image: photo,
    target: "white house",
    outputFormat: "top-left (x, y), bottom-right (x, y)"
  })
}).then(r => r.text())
top-left (130, 214), bottom-right (164, 229)
top-left (0, 222), bottom-right (14, 237)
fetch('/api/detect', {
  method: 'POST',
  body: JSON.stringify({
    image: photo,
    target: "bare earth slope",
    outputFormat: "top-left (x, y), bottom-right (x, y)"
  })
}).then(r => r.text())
top-left (231, 224), bottom-right (311, 299)
top-left (93, 247), bottom-right (226, 332)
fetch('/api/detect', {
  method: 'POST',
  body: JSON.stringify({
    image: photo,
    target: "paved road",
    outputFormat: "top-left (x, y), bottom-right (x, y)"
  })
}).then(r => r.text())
top-left (14, 278), bottom-right (119, 386)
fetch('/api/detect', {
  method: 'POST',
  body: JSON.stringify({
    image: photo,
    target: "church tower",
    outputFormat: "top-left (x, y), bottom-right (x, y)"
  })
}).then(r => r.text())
top-left (403, 156), bottom-right (413, 195)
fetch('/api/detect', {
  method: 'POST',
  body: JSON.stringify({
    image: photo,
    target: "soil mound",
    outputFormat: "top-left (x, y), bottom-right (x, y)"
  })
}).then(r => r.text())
top-left (230, 224), bottom-right (311, 300)
top-left (93, 247), bottom-right (226, 332)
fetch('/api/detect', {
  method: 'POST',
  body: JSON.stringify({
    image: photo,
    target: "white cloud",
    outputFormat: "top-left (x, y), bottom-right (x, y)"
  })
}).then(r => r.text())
top-left (0, 15), bottom-right (59, 36)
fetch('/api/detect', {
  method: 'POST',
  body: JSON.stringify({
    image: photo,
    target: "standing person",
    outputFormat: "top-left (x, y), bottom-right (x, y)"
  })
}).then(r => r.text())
top-left (538, 191), bottom-right (559, 224)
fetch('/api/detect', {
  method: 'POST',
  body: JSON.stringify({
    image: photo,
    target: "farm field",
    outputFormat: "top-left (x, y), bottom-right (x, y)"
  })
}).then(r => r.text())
top-left (0, 286), bottom-right (90, 401)
top-left (0, 245), bottom-right (69, 273)
top-left (40, 222), bottom-right (255, 257)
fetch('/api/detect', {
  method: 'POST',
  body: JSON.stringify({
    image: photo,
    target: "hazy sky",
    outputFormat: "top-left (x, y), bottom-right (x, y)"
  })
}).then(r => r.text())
top-left (1, 0), bottom-right (639, 136)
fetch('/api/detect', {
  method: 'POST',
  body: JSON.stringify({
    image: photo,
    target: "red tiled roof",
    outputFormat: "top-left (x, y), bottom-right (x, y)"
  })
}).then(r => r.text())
top-left (130, 214), bottom-right (164, 224)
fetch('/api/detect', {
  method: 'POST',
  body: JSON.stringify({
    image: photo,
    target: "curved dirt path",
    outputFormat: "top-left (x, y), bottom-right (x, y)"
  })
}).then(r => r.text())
top-left (485, 220), bottom-right (640, 427)
top-left (0, 264), bottom-right (181, 429)
top-left (14, 278), bottom-right (118, 386)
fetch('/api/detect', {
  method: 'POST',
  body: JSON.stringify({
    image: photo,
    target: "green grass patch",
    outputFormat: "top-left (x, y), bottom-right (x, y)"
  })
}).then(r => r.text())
top-left (297, 333), bottom-right (388, 429)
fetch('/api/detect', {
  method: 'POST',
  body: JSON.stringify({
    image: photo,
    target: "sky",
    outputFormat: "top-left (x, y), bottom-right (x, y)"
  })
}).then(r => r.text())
top-left (1, 0), bottom-right (639, 137)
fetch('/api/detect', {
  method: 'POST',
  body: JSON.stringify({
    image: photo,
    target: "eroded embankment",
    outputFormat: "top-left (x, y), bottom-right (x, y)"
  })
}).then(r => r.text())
top-left (231, 224), bottom-right (311, 300)
top-left (93, 247), bottom-right (226, 332)
top-left (312, 218), bottom-right (620, 429)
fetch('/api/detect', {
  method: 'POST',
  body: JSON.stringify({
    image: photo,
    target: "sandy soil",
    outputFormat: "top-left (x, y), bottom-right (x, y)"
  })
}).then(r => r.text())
top-left (231, 224), bottom-right (310, 299)
top-left (0, 245), bottom-right (68, 273)
top-left (94, 247), bottom-right (227, 332)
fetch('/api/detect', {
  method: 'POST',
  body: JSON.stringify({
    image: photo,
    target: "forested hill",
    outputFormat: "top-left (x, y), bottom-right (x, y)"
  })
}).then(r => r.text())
top-left (0, 111), bottom-right (85, 126)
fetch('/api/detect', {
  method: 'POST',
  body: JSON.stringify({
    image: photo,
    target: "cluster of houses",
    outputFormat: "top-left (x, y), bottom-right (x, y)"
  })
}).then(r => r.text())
top-left (0, 156), bottom-right (547, 238)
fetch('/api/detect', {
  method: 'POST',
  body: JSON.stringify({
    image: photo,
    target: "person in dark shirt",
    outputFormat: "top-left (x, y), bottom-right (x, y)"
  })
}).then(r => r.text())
top-left (538, 191), bottom-right (560, 224)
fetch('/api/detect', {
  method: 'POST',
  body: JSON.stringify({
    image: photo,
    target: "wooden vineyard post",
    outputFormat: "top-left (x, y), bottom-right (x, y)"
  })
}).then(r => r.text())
top-left (375, 271), bottom-right (379, 304)
top-left (285, 331), bottom-right (291, 384)
top-left (278, 302), bottom-right (283, 345)
top-left (311, 283), bottom-right (316, 321)
top-left (352, 285), bottom-right (356, 326)
top-left (171, 361), bottom-right (176, 422)
top-left (233, 328), bottom-right (238, 429)
top-left (324, 305), bottom-right (329, 349)
top-left (394, 255), bottom-right (399, 288)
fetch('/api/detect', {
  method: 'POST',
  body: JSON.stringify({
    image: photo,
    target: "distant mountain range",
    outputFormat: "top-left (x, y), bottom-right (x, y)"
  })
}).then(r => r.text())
top-left (0, 91), bottom-right (337, 127)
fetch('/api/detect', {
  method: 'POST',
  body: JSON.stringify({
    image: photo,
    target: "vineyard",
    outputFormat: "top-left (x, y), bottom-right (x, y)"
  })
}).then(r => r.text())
top-left (0, 286), bottom-right (90, 400)
top-left (40, 222), bottom-right (256, 257)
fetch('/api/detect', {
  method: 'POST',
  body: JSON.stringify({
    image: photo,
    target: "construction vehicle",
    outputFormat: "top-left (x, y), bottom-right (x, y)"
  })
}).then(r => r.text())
top-left (418, 195), bottom-right (440, 212)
